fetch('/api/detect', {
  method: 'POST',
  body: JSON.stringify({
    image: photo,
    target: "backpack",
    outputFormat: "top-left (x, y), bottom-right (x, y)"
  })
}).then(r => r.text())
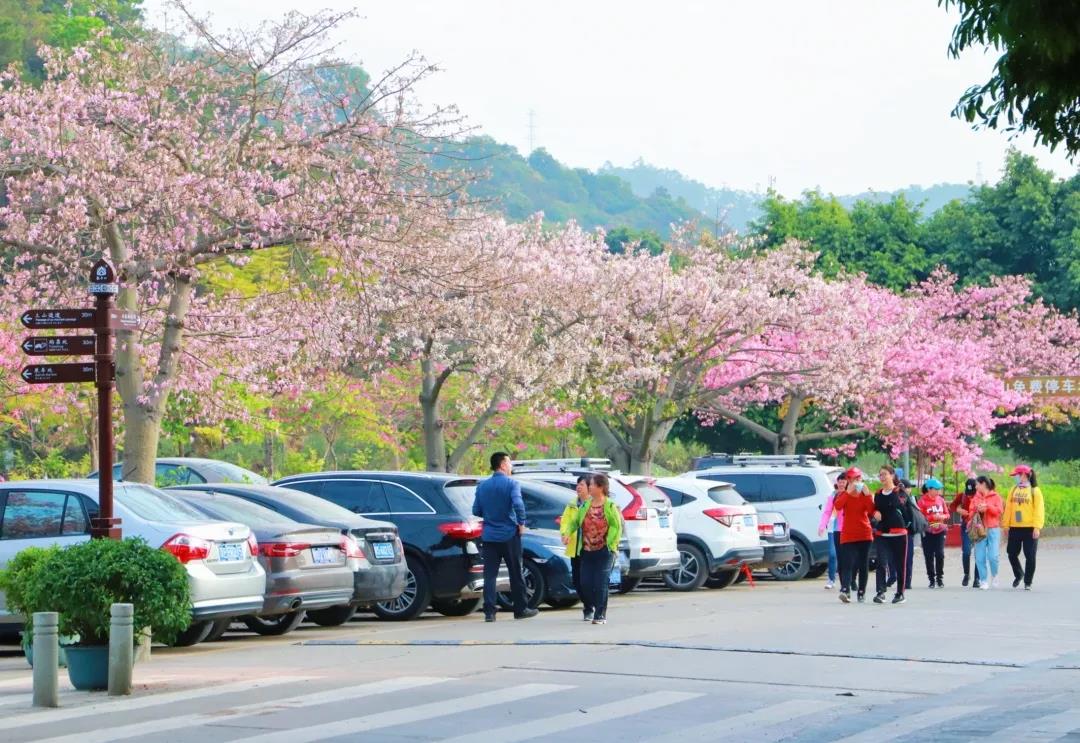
top-left (899, 493), bottom-right (927, 536)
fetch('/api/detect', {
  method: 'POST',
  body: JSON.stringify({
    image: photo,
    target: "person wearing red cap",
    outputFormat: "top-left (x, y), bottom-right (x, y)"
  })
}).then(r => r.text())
top-left (1003, 465), bottom-right (1044, 590)
top-left (833, 467), bottom-right (875, 603)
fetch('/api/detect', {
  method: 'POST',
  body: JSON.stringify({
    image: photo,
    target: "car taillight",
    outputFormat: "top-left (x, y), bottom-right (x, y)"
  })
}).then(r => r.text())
top-left (438, 521), bottom-right (484, 540)
top-left (259, 542), bottom-right (311, 558)
top-left (703, 507), bottom-right (741, 527)
top-left (162, 534), bottom-right (211, 564)
top-left (341, 535), bottom-right (368, 560)
top-left (622, 485), bottom-right (647, 521)
top-left (247, 533), bottom-right (258, 557)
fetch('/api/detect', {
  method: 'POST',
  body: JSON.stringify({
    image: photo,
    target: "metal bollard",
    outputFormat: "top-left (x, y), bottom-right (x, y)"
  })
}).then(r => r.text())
top-left (108, 603), bottom-right (134, 696)
top-left (32, 612), bottom-right (59, 708)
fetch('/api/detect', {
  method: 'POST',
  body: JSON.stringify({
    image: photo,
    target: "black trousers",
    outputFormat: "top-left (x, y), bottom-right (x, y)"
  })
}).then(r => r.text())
top-left (922, 531), bottom-right (945, 581)
top-left (570, 555), bottom-right (590, 612)
top-left (579, 547), bottom-right (612, 619)
top-left (1007, 527), bottom-right (1039, 586)
top-left (482, 534), bottom-right (526, 616)
top-left (875, 534), bottom-right (908, 596)
top-left (839, 540), bottom-right (871, 595)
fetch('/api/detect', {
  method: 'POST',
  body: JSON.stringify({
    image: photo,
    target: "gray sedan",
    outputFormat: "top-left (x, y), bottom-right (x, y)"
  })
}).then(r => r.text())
top-left (173, 491), bottom-right (357, 637)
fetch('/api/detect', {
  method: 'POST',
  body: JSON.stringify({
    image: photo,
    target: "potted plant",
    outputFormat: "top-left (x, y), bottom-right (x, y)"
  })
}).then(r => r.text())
top-left (5, 538), bottom-right (191, 690)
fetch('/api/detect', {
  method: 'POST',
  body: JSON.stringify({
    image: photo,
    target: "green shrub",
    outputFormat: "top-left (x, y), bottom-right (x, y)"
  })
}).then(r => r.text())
top-left (0, 546), bottom-right (61, 639)
top-left (1040, 484), bottom-right (1080, 527)
top-left (1, 538), bottom-right (192, 646)
top-left (1040, 461), bottom-right (1080, 488)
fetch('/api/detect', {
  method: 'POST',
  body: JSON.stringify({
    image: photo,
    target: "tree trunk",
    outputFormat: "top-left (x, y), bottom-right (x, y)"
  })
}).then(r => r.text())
top-left (419, 360), bottom-right (447, 472)
top-left (630, 417), bottom-right (677, 475)
top-left (446, 382), bottom-right (510, 473)
top-left (85, 411), bottom-right (99, 474)
top-left (121, 410), bottom-right (162, 484)
top-left (584, 414), bottom-right (631, 473)
top-left (262, 432), bottom-right (275, 479)
top-left (777, 395), bottom-right (806, 455)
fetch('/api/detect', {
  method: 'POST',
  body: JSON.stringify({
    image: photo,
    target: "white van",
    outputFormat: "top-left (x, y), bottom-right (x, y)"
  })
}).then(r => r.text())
top-left (682, 454), bottom-right (842, 580)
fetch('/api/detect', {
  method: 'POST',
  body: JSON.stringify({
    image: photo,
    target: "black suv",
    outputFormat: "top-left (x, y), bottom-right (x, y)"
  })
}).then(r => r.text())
top-left (273, 471), bottom-right (509, 620)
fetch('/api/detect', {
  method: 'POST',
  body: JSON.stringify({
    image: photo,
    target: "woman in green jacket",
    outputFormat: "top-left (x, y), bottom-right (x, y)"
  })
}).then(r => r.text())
top-left (560, 475), bottom-right (591, 620)
top-left (565, 473), bottom-right (624, 624)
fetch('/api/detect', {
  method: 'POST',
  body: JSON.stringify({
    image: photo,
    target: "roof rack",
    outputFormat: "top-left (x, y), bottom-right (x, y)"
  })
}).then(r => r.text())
top-left (691, 453), bottom-right (820, 470)
top-left (511, 457), bottom-right (613, 473)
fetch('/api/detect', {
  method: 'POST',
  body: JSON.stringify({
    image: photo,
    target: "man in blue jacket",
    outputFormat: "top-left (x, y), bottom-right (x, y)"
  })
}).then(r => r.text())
top-left (473, 452), bottom-right (538, 622)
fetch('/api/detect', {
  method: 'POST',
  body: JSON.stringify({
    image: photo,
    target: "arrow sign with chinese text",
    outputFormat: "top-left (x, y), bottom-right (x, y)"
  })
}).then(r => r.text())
top-left (20, 309), bottom-right (96, 329)
top-left (21, 336), bottom-right (96, 356)
top-left (20, 363), bottom-right (97, 385)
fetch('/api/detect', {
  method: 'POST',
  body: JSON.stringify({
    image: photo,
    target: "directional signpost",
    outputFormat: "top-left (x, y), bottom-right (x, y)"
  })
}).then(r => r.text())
top-left (17, 258), bottom-right (137, 540)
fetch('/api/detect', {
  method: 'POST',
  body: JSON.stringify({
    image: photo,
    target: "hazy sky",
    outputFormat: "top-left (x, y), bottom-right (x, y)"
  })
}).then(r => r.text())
top-left (145, 0), bottom-right (1076, 196)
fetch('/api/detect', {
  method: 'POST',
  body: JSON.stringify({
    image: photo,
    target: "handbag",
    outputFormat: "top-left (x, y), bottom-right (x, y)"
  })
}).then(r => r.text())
top-left (967, 511), bottom-right (987, 542)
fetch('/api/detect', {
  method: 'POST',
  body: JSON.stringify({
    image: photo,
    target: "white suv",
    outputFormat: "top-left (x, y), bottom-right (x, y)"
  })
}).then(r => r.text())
top-left (654, 477), bottom-right (762, 591)
top-left (682, 454), bottom-right (842, 581)
top-left (511, 459), bottom-right (680, 591)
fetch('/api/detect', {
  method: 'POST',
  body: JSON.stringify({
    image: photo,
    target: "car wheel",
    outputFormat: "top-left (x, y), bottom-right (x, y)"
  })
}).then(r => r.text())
top-left (373, 556), bottom-right (432, 621)
top-left (431, 597), bottom-right (482, 616)
top-left (242, 610), bottom-right (307, 636)
top-left (306, 604), bottom-right (358, 627)
top-left (617, 576), bottom-right (642, 594)
top-left (704, 569), bottom-right (740, 589)
top-left (768, 539), bottom-right (812, 581)
top-left (806, 564), bottom-right (829, 579)
top-left (170, 620), bottom-right (213, 647)
top-left (546, 596), bottom-right (580, 609)
top-left (663, 544), bottom-right (709, 591)
top-left (204, 619), bottom-right (232, 642)
top-left (496, 559), bottom-right (546, 611)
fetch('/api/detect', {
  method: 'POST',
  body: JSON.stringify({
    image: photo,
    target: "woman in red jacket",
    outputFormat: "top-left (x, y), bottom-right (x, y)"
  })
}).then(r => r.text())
top-left (833, 467), bottom-right (876, 604)
top-left (970, 476), bottom-right (1004, 590)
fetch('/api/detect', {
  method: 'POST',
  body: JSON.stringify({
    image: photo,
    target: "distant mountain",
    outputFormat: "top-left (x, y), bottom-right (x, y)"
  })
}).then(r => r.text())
top-left (600, 159), bottom-right (972, 233)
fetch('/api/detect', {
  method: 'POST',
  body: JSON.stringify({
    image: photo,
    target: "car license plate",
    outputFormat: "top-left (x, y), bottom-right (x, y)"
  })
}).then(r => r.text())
top-left (311, 547), bottom-right (336, 564)
top-left (608, 566), bottom-right (622, 586)
top-left (218, 542), bottom-right (244, 562)
top-left (373, 541), bottom-right (394, 560)
top-left (659, 515), bottom-right (670, 528)
top-left (743, 516), bottom-right (754, 527)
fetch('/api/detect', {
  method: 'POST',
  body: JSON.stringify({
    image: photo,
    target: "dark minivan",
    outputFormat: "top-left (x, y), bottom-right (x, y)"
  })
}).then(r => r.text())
top-left (273, 471), bottom-right (509, 620)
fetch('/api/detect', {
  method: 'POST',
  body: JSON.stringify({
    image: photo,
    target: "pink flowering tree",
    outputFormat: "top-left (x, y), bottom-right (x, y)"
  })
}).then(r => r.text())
top-left (582, 237), bottom-right (817, 474)
top-left (370, 213), bottom-right (609, 472)
top-left (0, 10), bottom-right (458, 482)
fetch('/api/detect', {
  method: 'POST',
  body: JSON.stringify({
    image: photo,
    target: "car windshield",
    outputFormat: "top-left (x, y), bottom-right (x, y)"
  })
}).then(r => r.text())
top-left (185, 493), bottom-right (296, 528)
top-left (117, 484), bottom-right (212, 522)
top-left (201, 461), bottom-right (268, 484)
top-left (707, 486), bottom-right (745, 505)
top-left (266, 488), bottom-right (357, 521)
top-left (444, 480), bottom-right (479, 517)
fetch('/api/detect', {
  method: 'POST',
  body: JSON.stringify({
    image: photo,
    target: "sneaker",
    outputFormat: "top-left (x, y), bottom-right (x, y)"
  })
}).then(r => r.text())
top-left (514, 608), bottom-right (539, 620)
top-left (1012, 576), bottom-right (1022, 588)
top-left (980, 582), bottom-right (990, 591)
top-left (962, 574), bottom-right (970, 587)
top-left (892, 594), bottom-right (906, 604)
top-left (928, 580), bottom-right (936, 589)
top-left (484, 614), bottom-right (496, 623)
top-left (857, 592), bottom-right (866, 603)
top-left (972, 579), bottom-right (981, 589)
top-left (583, 609), bottom-right (594, 622)
top-left (873, 592), bottom-right (886, 604)
top-left (592, 617), bottom-right (607, 625)
top-left (937, 578), bottom-right (944, 588)
top-left (824, 581), bottom-right (835, 590)
top-left (1024, 584), bottom-right (1032, 591)
top-left (839, 591), bottom-right (850, 604)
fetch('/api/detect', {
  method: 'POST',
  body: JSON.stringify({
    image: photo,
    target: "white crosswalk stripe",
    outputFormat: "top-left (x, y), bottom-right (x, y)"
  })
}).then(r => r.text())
top-left (830, 705), bottom-right (989, 742)
top-left (986, 709), bottom-right (1080, 742)
top-left (439, 690), bottom-right (702, 743)
top-left (227, 682), bottom-right (574, 743)
top-left (0, 675), bottom-right (307, 732)
top-left (645, 699), bottom-right (842, 743)
top-left (34, 676), bottom-right (451, 743)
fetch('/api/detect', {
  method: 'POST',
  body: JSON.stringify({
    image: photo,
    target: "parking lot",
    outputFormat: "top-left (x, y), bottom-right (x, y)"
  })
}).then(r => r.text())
top-left (2, 538), bottom-right (1078, 742)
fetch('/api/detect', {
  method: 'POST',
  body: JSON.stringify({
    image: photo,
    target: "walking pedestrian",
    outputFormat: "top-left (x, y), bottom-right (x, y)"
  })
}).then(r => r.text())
top-left (560, 475), bottom-right (592, 619)
top-left (818, 472), bottom-right (847, 590)
top-left (472, 452), bottom-right (538, 622)
top-left (834, 468), bottom-right (875, 603)
top-left (898, 480), bottom-right (919, 590)
top-left (918, 478), bottom-right (949, 588)
top-left (970, 475), bottom-right (1003, 590)
top-left (564, 473), bottom-right (623, 625)
top-left (872, 465), bottom-right (908, 604)
top-left (951, 478), bottom-right (981, 587)
top-left (1004, 465), bottom-right (1044, 590)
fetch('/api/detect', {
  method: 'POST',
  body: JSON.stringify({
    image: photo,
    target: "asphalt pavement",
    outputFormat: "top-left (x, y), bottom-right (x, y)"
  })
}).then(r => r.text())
top-left (1, 538), bottom-right (1078, 742)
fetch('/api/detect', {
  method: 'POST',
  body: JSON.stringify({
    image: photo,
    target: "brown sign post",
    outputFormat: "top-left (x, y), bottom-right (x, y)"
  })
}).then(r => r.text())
top-left (18, 259), bottom-right (136, 540)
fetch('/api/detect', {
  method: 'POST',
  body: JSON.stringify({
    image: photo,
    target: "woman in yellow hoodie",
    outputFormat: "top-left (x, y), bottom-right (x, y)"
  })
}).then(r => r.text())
top-left (560, 476), bottom-right (591, 619)
top-left (1003, 464), bottom-right (1045, 590)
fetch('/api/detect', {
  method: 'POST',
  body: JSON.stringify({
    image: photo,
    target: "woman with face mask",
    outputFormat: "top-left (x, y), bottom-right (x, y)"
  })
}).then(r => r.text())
top-left (833, 468), bottom-right (875, 603)
top-left (1003, 465), bottom-right (1044, 590)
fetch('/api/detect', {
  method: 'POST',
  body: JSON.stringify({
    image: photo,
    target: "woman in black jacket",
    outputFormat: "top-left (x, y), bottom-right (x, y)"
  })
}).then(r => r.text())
top-left (872, 465), bottom-right (909, 605)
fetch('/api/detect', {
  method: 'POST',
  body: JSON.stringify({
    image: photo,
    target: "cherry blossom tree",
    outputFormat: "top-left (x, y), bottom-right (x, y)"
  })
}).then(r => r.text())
top-left (0, 8), bottom-right (459, 482)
